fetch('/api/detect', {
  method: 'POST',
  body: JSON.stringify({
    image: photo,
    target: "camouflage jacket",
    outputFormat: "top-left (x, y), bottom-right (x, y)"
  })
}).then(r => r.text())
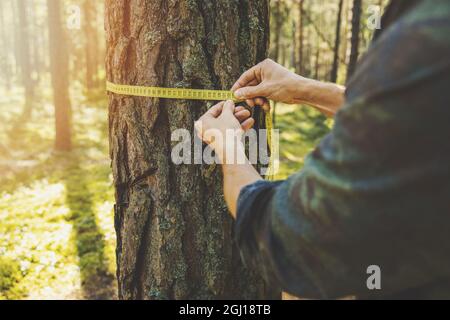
top-left (235, 0), bottom-right (450, 299)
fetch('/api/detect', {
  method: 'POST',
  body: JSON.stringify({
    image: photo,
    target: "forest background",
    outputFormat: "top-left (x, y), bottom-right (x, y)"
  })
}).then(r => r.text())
top-left (0, 0), bottom-right (387, 299)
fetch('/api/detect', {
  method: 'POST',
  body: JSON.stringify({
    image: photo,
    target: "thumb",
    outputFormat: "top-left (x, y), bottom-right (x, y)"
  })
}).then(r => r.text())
top-left (222, 100), bottom-right (235, 115)
top-left (234, 84), bottom-right (266, 100)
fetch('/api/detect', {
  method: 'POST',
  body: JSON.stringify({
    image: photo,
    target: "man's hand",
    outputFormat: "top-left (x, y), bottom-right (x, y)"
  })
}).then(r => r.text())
top-left (195, 100), bottom-right (254, 162)
top-left (231, 58), bottom-right (346, 117)
top-left (231, 58), bottom-right (306, 110)
top-left (196, 100), bottom-right (262, 218)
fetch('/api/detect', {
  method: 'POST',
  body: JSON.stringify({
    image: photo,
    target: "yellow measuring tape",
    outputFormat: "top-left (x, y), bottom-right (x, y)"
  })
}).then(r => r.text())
top-left (106, 81), bottom-right (275, 176)
top-left (106, 81), bottom-right (236, 101)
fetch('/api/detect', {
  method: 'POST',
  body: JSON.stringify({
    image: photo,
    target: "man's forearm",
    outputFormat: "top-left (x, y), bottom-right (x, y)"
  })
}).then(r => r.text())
top-left (222, 145), bottom-right (262, 219)
top-left (291, 76), bottom-right (346, 117)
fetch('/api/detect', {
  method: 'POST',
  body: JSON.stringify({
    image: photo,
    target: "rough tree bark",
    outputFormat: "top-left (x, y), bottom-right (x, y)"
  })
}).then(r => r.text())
top-left (47, 0), bottom-right (72, 151)
top-left (330, 0), bottom-right (344, 83)
top-left (106, 0), bottom-right (277, 300)
top-left (347, 0), bottom-right (362, 80)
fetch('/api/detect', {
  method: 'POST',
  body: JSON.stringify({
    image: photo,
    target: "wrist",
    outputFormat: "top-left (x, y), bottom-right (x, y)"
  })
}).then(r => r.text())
top-left (293, 78), bottom-right (345, 113)
top-left (287, 75), bottom-right (312, 104)
top-left (222, 145), bottom-right (260, 182)
top-left (216, 136), bottom-right (247, 165)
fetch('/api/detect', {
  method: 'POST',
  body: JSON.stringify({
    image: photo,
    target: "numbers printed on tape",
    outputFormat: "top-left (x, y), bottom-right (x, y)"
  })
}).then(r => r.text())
top-left (106, 81), bottom-right (238, 102)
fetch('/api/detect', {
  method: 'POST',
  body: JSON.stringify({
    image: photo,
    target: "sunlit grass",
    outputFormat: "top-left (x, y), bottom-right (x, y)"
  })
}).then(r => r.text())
top-left (274, 103), bottom-right (331, 179)
top-left (0, 83), bottom-right (330, 299)
top-left (0, 179), bottom-right (77, 299)
top-left (0, 171), bottom-right (117, 299)
top-left (0, 85), bottom-right (116, 300)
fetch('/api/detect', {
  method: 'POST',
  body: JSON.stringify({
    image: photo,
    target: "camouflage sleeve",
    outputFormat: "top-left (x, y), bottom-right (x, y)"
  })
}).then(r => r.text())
top-left (235, 4), bottom-right (450, 299)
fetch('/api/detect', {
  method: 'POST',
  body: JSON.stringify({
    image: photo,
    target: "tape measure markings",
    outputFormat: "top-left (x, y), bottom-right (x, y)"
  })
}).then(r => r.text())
top-left (107, 81), bottom-right (275, 177)
top-left (107, 81), bottom-right (237, 102)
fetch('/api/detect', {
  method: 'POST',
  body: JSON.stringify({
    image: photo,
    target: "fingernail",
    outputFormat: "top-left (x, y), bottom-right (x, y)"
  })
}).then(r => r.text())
top-left (235, 89), bottom-right (243, 98)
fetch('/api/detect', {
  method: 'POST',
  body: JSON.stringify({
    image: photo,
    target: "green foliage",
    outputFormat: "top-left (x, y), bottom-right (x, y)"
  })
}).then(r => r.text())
top-left (269, 0), bottom-right (388, 82)
top-left (0, 87), bottom-right (116, 299)
top-left (1, 0), bottom-right (372, 299)
top-left (275, 103), bottom-right (332, 179)
top-left (0, 82), bottom-right (331, 299)
top-left (0, 258), bottom-right (24, 300)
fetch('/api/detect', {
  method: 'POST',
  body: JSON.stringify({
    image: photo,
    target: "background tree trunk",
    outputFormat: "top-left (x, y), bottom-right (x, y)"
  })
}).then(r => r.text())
top-left (83, 0), bottom-right (98, 90)
top-left (0, 0), bottom-right (11, 90)
top-left (11, 0), bottom-right (20, 77)
top-left (29, 0), bottom-right (40, 84)
top-left (330, 0), bottom-right (344, 83)
top-left (314, 44), bottom-right (321, 79)
top-left (347, 0), bottom-right (362, 80)
top-left (106, 0), bottom-right (277, 300)
top-left (290, 20), bottom-right (297, 69)
top-left (47, 0), bottom-right (72, 151)
top-left (272, 0), bottom-right (282, 62)
top-left (17, 0), bottom-right (33, 117)
top-left (296, 0), bottom-right (304, 75)
top-left (341, 0), bottom-right (350, 78)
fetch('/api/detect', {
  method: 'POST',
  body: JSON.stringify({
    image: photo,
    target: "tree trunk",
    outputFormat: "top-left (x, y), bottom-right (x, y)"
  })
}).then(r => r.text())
top-left (106, 0), bottom-right (277, 300)
top-left (347, 0), bottom-right (362, 80)
top-left (341, 0), bottom-right (350, 77)
top-left (92, 3), bottom-right (102, 87)
top-left (290, 20), bottom-right (296, 69)
top-left (11, 0), bottom-right (19, 77)
top-left (330, 0), bottom-right (344, 83)
top-left (83, 0), bottom-right (98, 90)
top-left (314, 46), bottom-right (320, 80)
top-left (303, 0), bottom-right (313, 77)
top-left (29, 1), bottom-right (39, 83)
top-left (17, 0), bottom-right (33, 117)
top-left (271, 0), bottom-right (283, 62)
top-left (0, 0), bottom-right (11, 90)
top-left (271, 0), bottom-right (283, 126)
top-left (297, 0), bottom-right (304, 74)
top-left (47, 0), bottom-right (72, 152)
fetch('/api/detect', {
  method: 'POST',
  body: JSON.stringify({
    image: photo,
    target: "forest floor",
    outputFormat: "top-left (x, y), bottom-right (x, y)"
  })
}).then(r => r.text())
top-left (0, 86), bottom-right (330, 300)
top-left (0, 86), bottom-right (117, 300)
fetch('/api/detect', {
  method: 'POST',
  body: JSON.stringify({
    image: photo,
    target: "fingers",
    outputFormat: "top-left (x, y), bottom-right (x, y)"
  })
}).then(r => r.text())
top-left (234, 84), bottom-right (266, 100)
top-left (245, 99), bottom-right (255, 108)
top-left (234, 106), bottom-right (254, 131)
top-left (261, 101), bottom-right (270, 112)
top-left (241, 118), bottom-right (255, 132)
top-left (204, 101), bottom-right (225, 118)
top-left (231, 64), bottom-right (261, 92)
top-left (194, 119), bottom-right (204, 140)
top-left (254, 97), bottom-right (270, 112)
top-left (201, 100), bottom-right (238, 124)
top-left (262, 100), bottom-right (271, 112)
top-left (242, 97), bottom-right (271, 112)
top-left (222, 100), bottom-right (235, 115)
top-left (254, 97), bottom-right (265, 106)
top-left (244, 79), bottom-right (260, 87)
top-left (234, 107), bottom-right (251, 122)
top-left (234, 106), bottom-right (246, 113)
top-left (196, 102), bottom-right (224, 139)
